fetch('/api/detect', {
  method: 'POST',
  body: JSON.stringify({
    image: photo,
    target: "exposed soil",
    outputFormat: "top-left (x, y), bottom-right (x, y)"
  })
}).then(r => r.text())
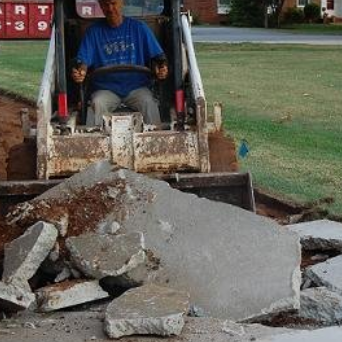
top-left (209, 131), bottom-right (239, 172)
top-left (259, 312), bottom-right (322, 329)
top-left (0, 93), bottom-right (36, 181)
top-left (301, 249), bottom-right (341, 269)
top-left (0, 223), bottom-right (26, 276)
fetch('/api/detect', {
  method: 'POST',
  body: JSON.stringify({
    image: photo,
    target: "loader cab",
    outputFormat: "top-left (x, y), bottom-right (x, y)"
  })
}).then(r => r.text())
top-left (54, 0), bottom-right (189, 128)
top-left (36, 0), bottom-right (218, 179)
top-left (64, 0), bottom-right (177, 125)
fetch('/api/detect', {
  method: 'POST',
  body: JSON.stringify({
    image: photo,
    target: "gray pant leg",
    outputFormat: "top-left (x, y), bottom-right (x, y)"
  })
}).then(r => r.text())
top-left (124, 87), bottom-right (161, 125)
top-left (91, 90), bottom-right (121, 126)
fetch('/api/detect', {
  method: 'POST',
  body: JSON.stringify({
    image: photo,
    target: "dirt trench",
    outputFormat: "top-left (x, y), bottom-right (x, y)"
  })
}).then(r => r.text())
top-left (0, 93), bottom-right (37, 181)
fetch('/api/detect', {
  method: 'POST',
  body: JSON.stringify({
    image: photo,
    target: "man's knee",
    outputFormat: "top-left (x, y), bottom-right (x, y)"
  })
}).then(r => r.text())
top-left (126, 88), bottom-right (161, 124)
top-left (91, 90), bottom-right (121, 114)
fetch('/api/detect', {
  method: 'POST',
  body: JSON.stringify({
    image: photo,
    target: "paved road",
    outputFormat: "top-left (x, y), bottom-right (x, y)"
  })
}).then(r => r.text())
top-left (191, 26), bottom-right (342, 45)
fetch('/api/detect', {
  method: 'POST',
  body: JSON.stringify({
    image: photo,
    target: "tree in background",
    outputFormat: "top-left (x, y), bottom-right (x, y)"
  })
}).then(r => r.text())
top-left (268, 0), bottom-right (286, 27)
top-left (304, 3), bottom-right (321, 23)
top-left (230, 0), bottom-right (264, 27)
top-left (230, 0), bottom-right (285, 28)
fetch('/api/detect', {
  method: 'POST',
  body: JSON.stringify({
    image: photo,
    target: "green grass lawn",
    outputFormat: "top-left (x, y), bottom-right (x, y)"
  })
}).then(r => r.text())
top-left (196, 43), bottom-right (342, 216)
top-left (280, 23), bottom-right (342, 35)
top-left (0, 40), bottom-right (341, 216)
top-left (0, 40), bottom-right (48, 100)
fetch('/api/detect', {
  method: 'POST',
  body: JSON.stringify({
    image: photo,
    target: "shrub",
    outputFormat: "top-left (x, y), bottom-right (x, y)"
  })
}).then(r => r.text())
top-left (282, 7), bottom-right (305, 24)
top-left (230, 0), bottom-right (264, 27)
top-left (267, 13), bottom-right (279, 28)
top-left (304, 3), bottom-right (321, 23)
top-left (191, 12), bottom-right (201, 25)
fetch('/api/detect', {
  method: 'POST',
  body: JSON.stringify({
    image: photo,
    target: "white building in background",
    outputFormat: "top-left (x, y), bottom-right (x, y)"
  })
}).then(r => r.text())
top-left (294, 0), bottom-right (342, 22)
top-left (321, 0), bottom-right (342, 21)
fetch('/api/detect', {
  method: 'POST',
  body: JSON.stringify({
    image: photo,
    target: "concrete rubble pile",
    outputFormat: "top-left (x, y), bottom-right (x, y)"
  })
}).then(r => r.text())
top-left (0, 161), bottom-right (342, 340)
top-left (285, 219), bottom-right (342, 326)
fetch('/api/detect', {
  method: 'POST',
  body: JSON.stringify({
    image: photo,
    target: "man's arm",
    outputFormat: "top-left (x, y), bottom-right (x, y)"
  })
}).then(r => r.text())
top-left (138, 20), bottom-right (168, 80)
top-left (72, 23), bottom-right (97, 83)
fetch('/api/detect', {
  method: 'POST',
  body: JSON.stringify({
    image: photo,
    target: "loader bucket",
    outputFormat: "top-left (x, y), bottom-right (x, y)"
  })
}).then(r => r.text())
top-left (0, 171), bottom-right (255, 217)
top-left (164, 172), bottom-right (255, 212)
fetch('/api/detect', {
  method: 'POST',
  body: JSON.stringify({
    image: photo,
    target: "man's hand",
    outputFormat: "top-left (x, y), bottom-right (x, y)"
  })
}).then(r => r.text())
top-left (72, 64), bottom-right (87, 83)
top-left (155, 63), bottom-right (168, 80)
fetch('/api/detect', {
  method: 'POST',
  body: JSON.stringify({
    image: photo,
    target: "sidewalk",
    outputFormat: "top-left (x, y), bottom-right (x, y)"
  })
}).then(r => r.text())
top-left (191, 26), bottom-right (342, 45)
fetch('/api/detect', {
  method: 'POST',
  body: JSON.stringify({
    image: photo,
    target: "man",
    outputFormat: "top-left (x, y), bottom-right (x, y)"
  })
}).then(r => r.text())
top-left (72, 0), bottom-right (168, 126)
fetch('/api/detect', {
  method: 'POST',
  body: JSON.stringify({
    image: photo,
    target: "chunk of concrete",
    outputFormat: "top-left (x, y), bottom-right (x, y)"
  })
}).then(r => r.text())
top-left (104, 284), bottom-right (190, 339)
top-left (96, 219), bottom-right (121, 235)
top-left (66, 232), bottom-right (147, 286)
top-left (306, 255), bottom-right (342, 295)
top-left (287, 220), bottom-right (342, 251)
top-left (36, 280), bottom-right (109, 312)
top-left (54, 267), bottom-right (72, 283)
top-left (262, 326), bottom-right (342, 342)
top-left (23, 161), bottom-right (301, 321)
top-left (0, 281), bottom-right (35, 312)
top-left (297, 287), bottom-right (342, 325)
top-left (2, 221), bottom-right (58, 289)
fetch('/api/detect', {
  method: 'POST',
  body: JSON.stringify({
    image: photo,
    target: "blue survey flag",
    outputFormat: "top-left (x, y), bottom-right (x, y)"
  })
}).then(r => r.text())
top-left (238, 139), bottom-right (249, 158)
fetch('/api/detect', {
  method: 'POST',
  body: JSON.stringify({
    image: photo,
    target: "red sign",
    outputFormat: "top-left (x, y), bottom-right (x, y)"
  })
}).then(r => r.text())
top-left (76, 1), bottom-right (104, 18)
top-left (0, 1), bottom-right (53, 39)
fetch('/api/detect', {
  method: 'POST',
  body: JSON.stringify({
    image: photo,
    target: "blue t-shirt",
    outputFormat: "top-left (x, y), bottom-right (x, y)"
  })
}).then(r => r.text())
top-left (77, 17), bottom-right (164, 97)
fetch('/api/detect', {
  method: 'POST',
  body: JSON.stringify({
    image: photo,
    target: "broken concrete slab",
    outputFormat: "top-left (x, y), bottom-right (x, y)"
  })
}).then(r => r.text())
top-left (297, 287), bottom-right (342, 325)
top-left (35, 280), bottom-right (109, 312)
top-left (19, 161), bottom-right (301, 321)
top-left (35, 162), bottom-right (120, 201)
top-left (104, 284), bottom-right (189, 339)
top-left (306, 255), bottom-right (342, 295)
top-left (2, 221), bottom-right (58, 289)
top-left (261, 326), bottom-right (342, 342)
top-left (66, 232), bottom-right (147, 286)
top-left (0, 281), bottom-right (35, 312)
top-left (287, 219), bottom-right (342, 251)
top-left (0, 312), bottom-right (294, 342)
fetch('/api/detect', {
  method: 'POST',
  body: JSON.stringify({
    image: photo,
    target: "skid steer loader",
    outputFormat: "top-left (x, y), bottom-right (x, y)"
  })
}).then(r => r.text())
top-left (0, 0), bottom-right (255, 212)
